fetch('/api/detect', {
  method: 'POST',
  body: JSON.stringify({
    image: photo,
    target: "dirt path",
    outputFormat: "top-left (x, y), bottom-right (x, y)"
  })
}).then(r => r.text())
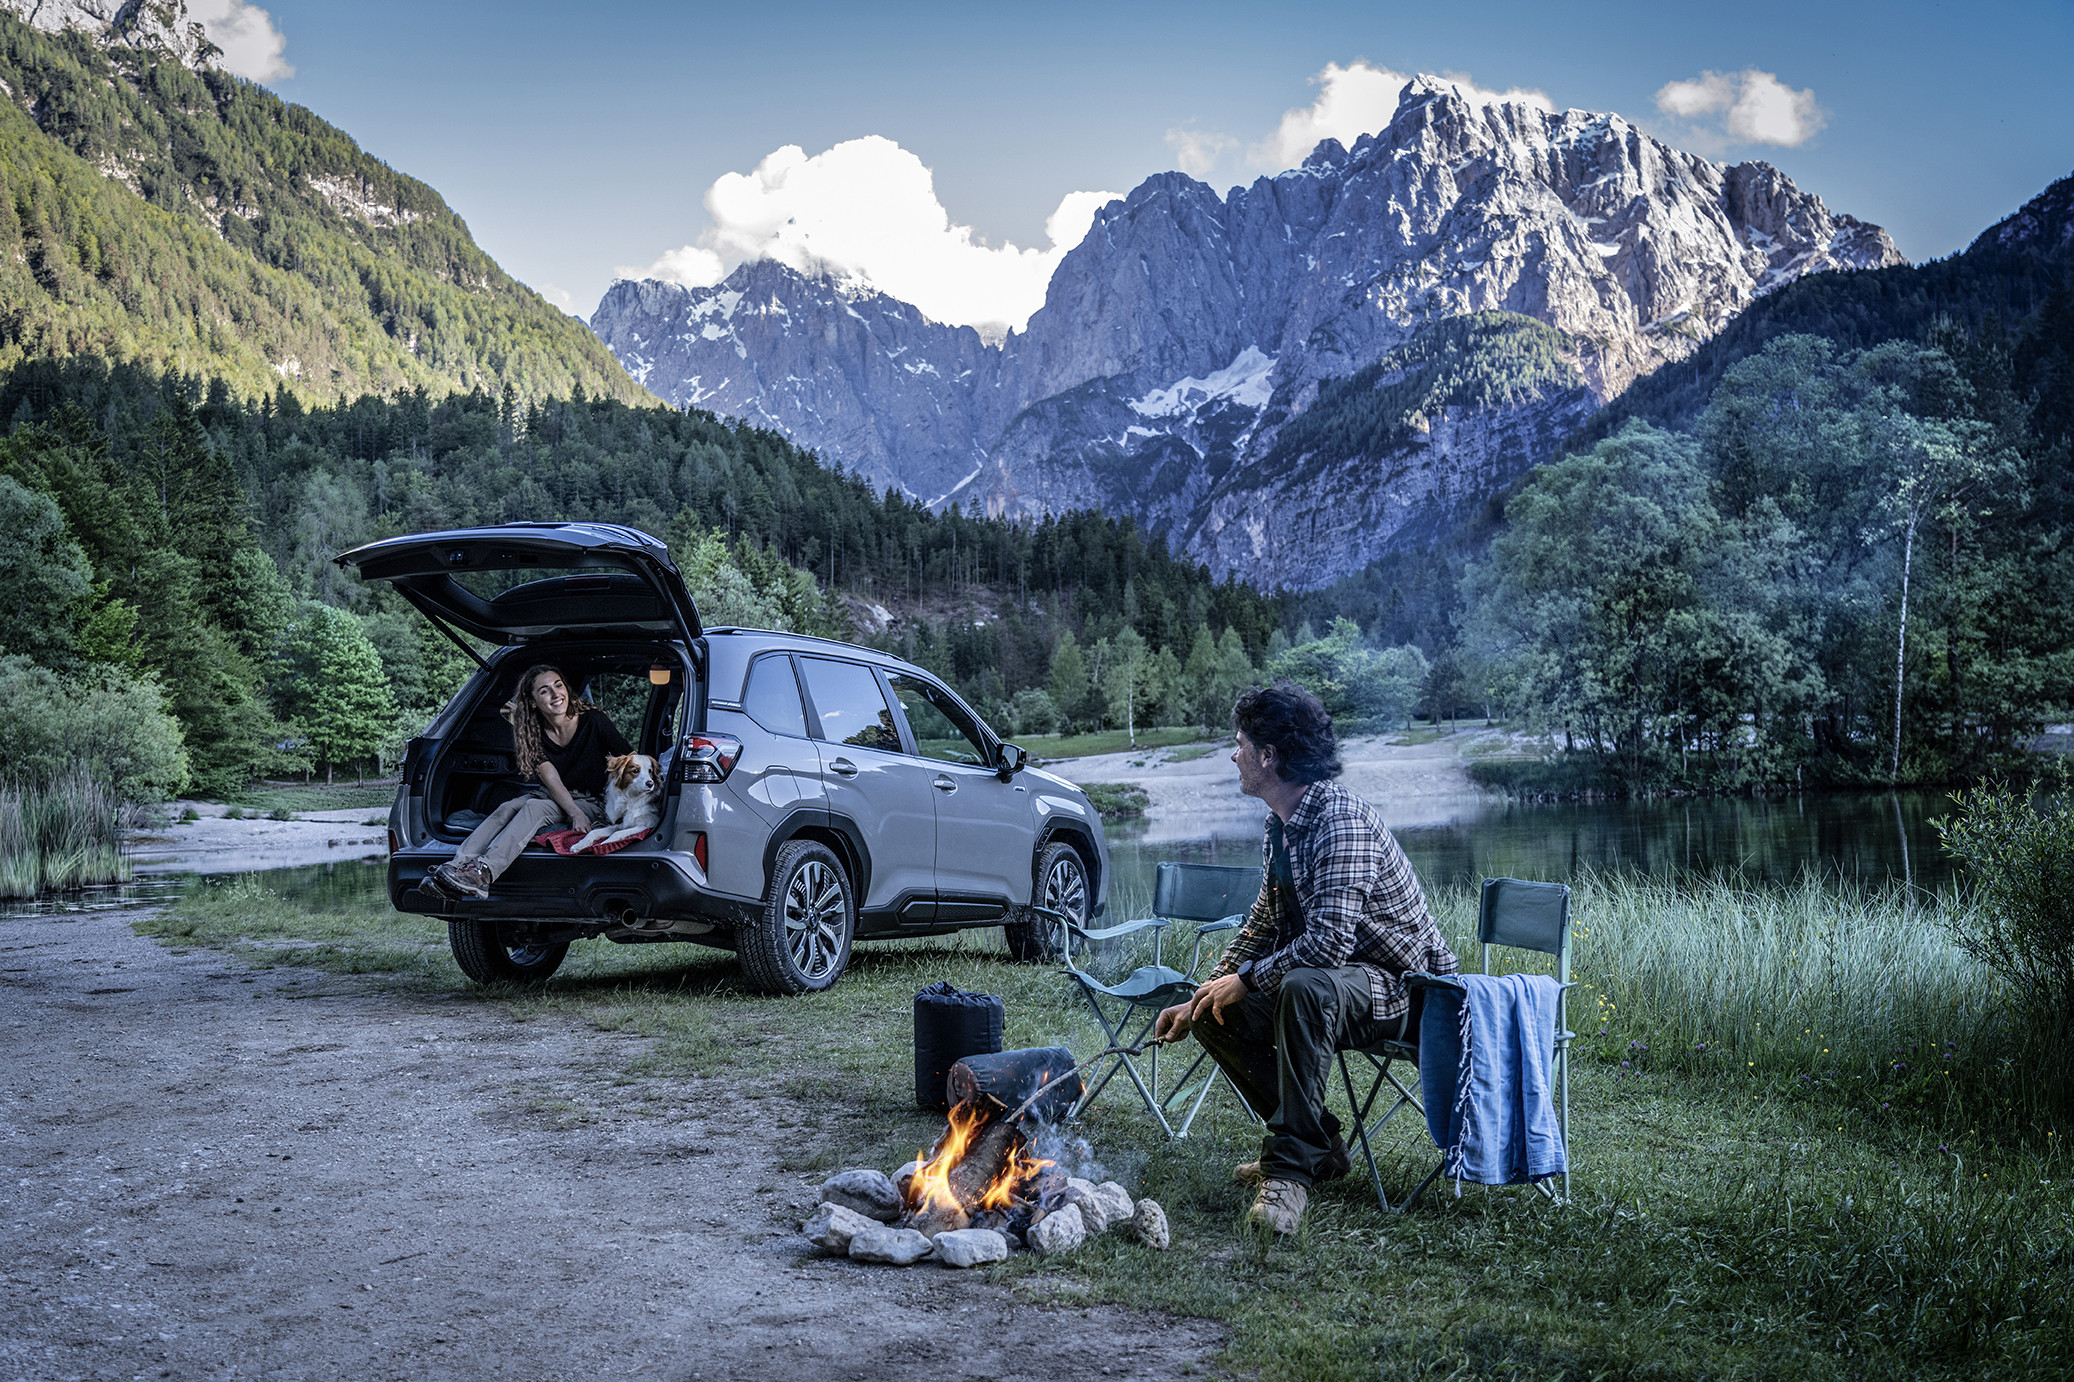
top-left (1047, 730), bottom-right (1504, 843)
top-left (0, 911), bottom-right (1222, 1381)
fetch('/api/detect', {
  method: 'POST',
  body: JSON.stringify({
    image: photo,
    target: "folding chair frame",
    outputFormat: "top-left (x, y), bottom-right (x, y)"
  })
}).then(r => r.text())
top-left (1037, 861), bottom-right (1265, 1139)
top-left (1338, 877), bottom-right (1575, 1212)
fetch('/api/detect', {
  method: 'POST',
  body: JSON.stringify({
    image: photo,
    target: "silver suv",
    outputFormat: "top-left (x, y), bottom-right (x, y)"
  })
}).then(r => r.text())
top-left (338, 523), bottom-right (1107, 993)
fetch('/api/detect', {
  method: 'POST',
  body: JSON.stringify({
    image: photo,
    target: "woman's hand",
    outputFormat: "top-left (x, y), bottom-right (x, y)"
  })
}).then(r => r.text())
top-left (568, 810), bottom-right (593, 835)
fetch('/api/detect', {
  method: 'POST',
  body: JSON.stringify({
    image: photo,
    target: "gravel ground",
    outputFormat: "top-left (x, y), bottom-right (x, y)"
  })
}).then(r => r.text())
top-left (1050, 731), bottom-right (1503, 843)
top-left (1, 909), bottom-right (1223, 1382)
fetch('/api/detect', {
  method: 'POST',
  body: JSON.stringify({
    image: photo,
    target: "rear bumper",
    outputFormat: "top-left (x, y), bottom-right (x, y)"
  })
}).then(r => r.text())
top-left (389, 846), bottom-right (761, 926)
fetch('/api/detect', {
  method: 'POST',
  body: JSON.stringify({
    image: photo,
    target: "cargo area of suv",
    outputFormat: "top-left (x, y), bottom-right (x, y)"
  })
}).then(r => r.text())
top-left (337, 522), bottom-right (1109, 996)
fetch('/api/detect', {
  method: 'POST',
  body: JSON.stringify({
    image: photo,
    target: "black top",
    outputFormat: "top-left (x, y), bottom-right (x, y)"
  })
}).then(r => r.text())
top-left (535, 710), bottom-right (631, 796)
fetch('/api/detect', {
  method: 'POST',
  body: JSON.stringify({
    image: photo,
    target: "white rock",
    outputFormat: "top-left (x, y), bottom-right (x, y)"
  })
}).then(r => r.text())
top-left (1130, 1197), bottom-right (1171, 1250)
top-left (894, 1159), bottom-right (921, 1201)
top-left (1093, 1180), bottom-right (1134, 1224)
top-left (1028, 1203), bottom-right (1086, 1256)
top-left (819, 1168), bottom-right (902, 1223)
top-left (931, 1228), bottom-right (1009, 1268)
top-left (802, 1201), bottom-right (876, 1253)
top-left (848, 1225), bottom-right (934, 1266)
top-left (1063, 1177), bottom-right (1113, 1233)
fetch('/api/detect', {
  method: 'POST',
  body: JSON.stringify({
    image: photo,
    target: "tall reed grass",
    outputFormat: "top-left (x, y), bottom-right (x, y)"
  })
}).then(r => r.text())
top-left (0, 762), bottom-right (131, 899)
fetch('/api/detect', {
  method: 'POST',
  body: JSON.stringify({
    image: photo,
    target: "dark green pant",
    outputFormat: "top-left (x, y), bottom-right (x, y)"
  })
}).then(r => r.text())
top-left (1193, 966), bottom-right (1394, 1186)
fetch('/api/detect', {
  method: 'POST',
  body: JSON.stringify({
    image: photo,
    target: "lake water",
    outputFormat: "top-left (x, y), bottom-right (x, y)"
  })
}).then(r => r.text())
top-left (1102, 790), bottom-right (1958, 905)
top-left (6, 790), bottom-right (1956, 921)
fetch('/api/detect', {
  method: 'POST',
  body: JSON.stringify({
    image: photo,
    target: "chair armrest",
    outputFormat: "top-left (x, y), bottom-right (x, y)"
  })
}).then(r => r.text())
top-left (1404, 971), bottom-right (1466, 992)
top-left (1077, 916), bottom-right (1171, 943)
top-left (1183, 914), bottom-right (1246, 978)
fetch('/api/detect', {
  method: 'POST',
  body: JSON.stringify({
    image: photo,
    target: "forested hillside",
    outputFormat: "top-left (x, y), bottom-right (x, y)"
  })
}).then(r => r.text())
top-left (0, 13), bottom-right (647, 405)
top-left (0, 357), bottom-right (1307, 798)
top-left (1304, 173), bottom-right (2074, 792)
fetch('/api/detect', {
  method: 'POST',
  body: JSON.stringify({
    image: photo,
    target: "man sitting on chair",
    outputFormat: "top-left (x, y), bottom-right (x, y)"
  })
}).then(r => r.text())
top-left (1153, 681), bottom-right (1459, 1235)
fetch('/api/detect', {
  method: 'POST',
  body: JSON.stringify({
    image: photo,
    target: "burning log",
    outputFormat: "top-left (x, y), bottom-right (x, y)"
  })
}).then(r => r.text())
top-left (902, 1047), bottom-right (1080, 1239)
top-left (945, 1046), bottom-right (1082, 1125)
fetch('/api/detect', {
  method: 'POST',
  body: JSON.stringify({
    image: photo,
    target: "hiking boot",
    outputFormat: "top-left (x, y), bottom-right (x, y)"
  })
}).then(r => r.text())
top-left (1233, 1132), bottom-right (1350, 1187)
top-left (1247, 1178), bottom-right (1308, 1235)
top-left (429, 859), bottom-right (491, 901)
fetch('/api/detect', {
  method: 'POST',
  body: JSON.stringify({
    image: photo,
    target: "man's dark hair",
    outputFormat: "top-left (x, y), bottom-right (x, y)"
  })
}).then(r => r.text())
top-left (1231, 681), bottom-right (1341, 784)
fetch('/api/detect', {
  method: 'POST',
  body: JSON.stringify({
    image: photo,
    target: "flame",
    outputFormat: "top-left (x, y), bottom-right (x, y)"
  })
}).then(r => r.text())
top-left (979, 1141), bottom-right (1052, 1210)
top-left (908, 1100), bottom-right (1054, 1215)
top-left (909, 1100), bottom-right (987, 1214)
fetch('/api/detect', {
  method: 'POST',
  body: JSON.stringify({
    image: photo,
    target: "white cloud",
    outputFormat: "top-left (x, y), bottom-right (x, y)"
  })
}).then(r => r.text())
top-left (1250, 61), bottom-right (1553, 171)
top-left (536, 283), bottom-right (582, 317)
top-left (186, 0), bottom-right (292, 82)
top-left (622, 137), bottom-right (1119, 337)
top-left (1654, 69), bottom-right (1825, 147)
top-left (1165, 124), bottom-right (1238, 178)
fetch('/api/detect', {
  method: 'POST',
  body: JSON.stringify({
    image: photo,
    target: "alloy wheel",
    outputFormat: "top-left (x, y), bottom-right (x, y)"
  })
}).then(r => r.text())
top-left (783, 859), bottom-right (846, 982)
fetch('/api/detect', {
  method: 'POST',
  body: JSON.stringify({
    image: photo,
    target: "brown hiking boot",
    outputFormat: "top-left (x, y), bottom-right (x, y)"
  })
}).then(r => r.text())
top-left (1247, 1178), bottom-right (1308, 1235)
top-left (1233, 1132), bottom-right (1350, 1187)
top-left (429, 859), bottom-right (491, 901)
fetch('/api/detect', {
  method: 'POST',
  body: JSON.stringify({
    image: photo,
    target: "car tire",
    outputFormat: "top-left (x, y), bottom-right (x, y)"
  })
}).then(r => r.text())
top-left (739, 839), bottom-right (854, 995)
top-left (1006, 839), bottom-right (1090, 962)
top-left (448, 920), bottom-right (570, 984)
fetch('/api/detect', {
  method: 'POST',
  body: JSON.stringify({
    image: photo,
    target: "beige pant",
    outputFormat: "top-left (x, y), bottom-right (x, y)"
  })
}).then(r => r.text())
top-left (457, 790), bottom-right (605, 880)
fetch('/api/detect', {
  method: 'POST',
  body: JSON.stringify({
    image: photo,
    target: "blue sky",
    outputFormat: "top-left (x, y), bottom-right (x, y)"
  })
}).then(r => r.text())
top-left (247, 0), bottom-right (2073, 321)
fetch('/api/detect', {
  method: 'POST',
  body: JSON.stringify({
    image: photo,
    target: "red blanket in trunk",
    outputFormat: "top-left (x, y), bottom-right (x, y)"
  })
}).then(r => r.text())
top-left (530, 828), bottom-right (653, 856)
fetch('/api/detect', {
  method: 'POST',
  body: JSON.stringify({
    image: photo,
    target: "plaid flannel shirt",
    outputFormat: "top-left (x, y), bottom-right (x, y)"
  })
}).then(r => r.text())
top-left (1210, 782), bottom-right (1458, 1022)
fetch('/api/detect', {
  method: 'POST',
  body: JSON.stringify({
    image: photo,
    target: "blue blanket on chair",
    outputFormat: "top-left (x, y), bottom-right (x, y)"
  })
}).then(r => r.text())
top-left (1419, 973), bottom-right (1567, 1187)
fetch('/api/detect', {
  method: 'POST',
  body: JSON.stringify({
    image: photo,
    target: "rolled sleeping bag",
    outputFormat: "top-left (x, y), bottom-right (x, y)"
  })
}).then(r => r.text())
top-left (947, 1046), bottom-right (1083, 1126)
top-left (913, 981), bottom-right (1004, 1111)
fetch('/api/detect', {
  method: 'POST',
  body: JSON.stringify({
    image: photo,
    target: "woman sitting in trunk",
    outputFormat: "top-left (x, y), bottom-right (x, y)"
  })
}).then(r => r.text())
top-left (424, 664), bottom-right (630, 901)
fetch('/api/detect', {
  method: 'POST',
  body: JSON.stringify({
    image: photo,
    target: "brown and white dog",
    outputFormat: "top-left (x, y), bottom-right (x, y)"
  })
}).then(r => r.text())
top-left (570, 753), bottom-right (663, 854)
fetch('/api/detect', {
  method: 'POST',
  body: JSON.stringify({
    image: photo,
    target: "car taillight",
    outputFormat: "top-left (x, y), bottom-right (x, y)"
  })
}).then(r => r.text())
top-left (679, 734), bottom-right (742, 782)
top-left (387, 829), bottom-right (399, 855)
top-left (692, 832), bottom-right (708, 872)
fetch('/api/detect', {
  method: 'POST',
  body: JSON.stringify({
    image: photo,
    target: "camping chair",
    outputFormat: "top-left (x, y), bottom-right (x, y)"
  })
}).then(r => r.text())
top-left (1339, 876), bottom-right (1575, 1211)
top-left (1043, 861), bottom-right (1263, 1137)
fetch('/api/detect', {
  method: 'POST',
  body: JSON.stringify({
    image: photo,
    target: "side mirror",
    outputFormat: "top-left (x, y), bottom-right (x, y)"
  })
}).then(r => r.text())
top-left (996, 743), bottom-right (1028, 781)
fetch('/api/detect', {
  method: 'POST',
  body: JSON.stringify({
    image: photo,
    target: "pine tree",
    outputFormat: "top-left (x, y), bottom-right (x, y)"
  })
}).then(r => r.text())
top-left (282, 605), bottom-right (397, 783)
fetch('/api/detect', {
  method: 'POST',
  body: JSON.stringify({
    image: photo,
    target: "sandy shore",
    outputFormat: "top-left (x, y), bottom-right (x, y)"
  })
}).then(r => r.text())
top-left (126, 800), bottom-right (390, 875)
top-left (1042, 729), bottom-right (1508, 844)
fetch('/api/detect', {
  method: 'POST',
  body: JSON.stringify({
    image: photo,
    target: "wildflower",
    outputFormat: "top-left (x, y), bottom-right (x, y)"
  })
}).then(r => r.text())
top-left (1881, 1102), bottom-right (1890, 1109)
top-left (1620, 1061), bottom-right (1630, 1068)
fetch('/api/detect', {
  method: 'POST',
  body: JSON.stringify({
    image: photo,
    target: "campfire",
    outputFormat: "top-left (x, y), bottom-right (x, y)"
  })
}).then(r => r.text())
top-left (801, 1047), bottom-right (1172, 1267)
top-left (902, 1047), bottom-right (1079, 1235)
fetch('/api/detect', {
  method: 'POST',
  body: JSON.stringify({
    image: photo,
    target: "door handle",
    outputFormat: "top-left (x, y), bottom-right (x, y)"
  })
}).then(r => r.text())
top-left (933, 775), bottom-right (957, 793)
top-left (829, 758), bottom-right (859, 777)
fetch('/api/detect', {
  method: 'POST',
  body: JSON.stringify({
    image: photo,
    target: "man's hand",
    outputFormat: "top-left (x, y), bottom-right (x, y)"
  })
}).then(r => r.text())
top-left (1188, 973), bottom-right (1249, 1027)
top-left (1151, 1001), bottom-right (1194, 1044)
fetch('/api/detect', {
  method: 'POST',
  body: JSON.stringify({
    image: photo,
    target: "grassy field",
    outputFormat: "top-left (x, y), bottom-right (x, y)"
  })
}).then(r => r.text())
top-left (140, 872), bottom-right (2072, 1380)
top-left (1018, 727), bottom-right (1218, 760)
top-left (212, 782), bottom-right (401, 814)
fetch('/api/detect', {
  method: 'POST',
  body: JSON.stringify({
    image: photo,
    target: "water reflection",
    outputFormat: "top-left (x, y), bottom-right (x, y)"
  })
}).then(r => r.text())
top-left (1102, 791), bottom-right (1955, 903)
top-left (0, 860), bottom-right (390, 919)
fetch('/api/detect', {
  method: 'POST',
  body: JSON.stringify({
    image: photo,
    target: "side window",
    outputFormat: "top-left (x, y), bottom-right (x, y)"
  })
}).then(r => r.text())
top-left (799, 658), bottom-right (902, 752)
top-left (885, 672), bottom-right (989, 766)
top-left (742, 655), bottom-right (808, 737)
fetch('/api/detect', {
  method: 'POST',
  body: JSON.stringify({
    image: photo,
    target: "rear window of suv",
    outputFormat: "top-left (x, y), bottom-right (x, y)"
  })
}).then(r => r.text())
top-left (743, 655), bottom-right (808, 737)
top-left (800, 658), bottom-right (901, 752)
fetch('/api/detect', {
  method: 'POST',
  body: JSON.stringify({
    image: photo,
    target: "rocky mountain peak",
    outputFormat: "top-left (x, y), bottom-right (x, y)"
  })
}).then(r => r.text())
top-left (595, 90), bottom-right (1905, 588)
top-left (2, 1), bottom-right (219, 69)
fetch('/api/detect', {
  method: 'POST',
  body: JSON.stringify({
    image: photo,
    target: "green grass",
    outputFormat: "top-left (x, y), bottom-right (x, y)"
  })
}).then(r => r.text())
top-left (1, 765), bottom-right (129, 898)
top-left (214, 782), bottom-right (399, 813)
top-left (1163, 743), bottom-right (1220, 763)
top-left (1079, 782), bottom-right (1151, 819)
top-left (142, 872), bottom-right (2074, 1380)
top-left (1018, 727), bottom-right (1216, 760)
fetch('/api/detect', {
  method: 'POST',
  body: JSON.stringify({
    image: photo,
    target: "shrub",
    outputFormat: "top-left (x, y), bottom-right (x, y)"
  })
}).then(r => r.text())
top-left (0, 655), bottom-right (188, 800)
top-left (1937, 771), bottom-right (2074, 1039)
top-left (1007, 688), bottom-right (1062, 737)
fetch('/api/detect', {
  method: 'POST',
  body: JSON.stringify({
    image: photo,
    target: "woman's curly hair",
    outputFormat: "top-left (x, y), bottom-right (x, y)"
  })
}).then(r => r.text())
top-left (504, 664), bottom-right (597, 780)
top-left (1231, 680), bottom-right (1342, 784)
